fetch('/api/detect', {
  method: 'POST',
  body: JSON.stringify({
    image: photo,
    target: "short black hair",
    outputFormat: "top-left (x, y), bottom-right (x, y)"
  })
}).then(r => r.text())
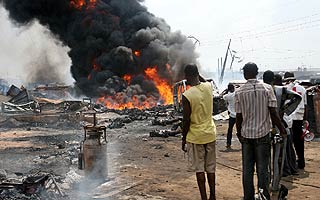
top-left (283, 72), bottom-right (295, 79)
top-left (263, 70), bottom-right (274, 84)
top-left (243, 62), bottom-right (258, 75)
top-left (228, 84), bottom-right (235, 91)
top-left (274, 74), bottom-right (283, 85)
top-left (184, 64), bottom-right (199, 77)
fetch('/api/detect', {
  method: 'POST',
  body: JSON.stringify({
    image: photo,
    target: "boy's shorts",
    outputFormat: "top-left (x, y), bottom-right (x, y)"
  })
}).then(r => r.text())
top-left (187, 141), bottom-right (216, 173)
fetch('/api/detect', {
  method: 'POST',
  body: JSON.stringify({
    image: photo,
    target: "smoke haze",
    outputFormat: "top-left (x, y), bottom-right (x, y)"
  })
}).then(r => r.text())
top-left (0, 0), bottom-right (198, 104)
top-left (0, 7), bottom-right (73, 86)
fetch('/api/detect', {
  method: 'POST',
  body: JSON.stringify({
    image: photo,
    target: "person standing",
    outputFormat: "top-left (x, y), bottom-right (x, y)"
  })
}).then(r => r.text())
top-left (235, 63), bottom-right (286, 200)
top-left (273, 74), bottom-right (300, 176)
top-left (182, 64), bottom-right (217, 200)
top-left (223, 84), bottom-right (236, 149)
top-left (283, 72), bottom-right (308, 169)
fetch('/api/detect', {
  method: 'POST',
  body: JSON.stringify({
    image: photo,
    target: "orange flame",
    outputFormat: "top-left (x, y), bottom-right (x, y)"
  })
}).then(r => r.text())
top-left (123, 74), bottom-right (132, 84)
top-left (133, 50), bottom-right (141, 57)
top-left (70, 0), bottom-right (97, 10)
top-left (144, 67), bottom-right (173, 104)
top-left (97, 66), bottom-right (173, 110)
top-left (97, 95), bottom-right (157, 110)
top-left (93, 62), bottom-right (100, 71)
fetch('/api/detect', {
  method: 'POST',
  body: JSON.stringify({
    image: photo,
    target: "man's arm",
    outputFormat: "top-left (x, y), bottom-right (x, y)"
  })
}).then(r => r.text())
top-left (236, 113), bottom-right (243, 139)
top-left (182, 95), bottom-right (191, 151)
top-left (234, 91), bottom-right (242, 140)
top-left (269, 107), bottom-right (287, 137)
top-left (303, 91), bottom-right (308, 121)
top-left (282, 88), bottom-right (302, 116)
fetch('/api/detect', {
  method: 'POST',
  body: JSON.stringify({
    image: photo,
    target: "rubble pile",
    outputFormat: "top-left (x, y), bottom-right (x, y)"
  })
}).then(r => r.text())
top-left (0, 171), bottom-right (67, 200)
top-left (105, 105), bottom-right (176, 129)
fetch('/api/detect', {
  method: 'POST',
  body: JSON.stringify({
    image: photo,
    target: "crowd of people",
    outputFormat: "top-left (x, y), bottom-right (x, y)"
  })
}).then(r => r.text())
top-left (181, 62), bottom-right (309, 200)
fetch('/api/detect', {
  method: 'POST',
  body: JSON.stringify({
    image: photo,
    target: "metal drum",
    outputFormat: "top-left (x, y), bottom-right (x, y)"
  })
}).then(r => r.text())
top-left (79, 112), bottom-right (108, 181)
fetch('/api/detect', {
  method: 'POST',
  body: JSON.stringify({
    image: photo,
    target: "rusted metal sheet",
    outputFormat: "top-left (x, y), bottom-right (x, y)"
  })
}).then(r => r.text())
top-left (314, 93), bottom-right (320, 134)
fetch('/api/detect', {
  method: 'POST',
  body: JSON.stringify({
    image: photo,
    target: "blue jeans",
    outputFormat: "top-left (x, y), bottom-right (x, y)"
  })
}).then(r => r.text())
top-left (241, 134), bottom-right (271, 200)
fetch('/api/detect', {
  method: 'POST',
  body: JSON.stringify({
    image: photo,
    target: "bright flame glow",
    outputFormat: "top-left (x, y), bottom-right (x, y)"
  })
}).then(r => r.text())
top-left (97, 95), bottom-right (157, 110)
top-left (123, 74), bottom-right (132, 84)
top-left (97, 66), bottom-right (173, 110)
top-left (144, 67), bottom-right (173, 105)
top-left (70, 0), bottom-right (97, 10)
top-left (133, 50), bottom-right (141, 57)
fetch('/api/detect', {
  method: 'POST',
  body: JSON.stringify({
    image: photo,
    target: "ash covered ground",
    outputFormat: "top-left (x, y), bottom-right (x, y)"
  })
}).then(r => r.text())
top-left (0, 107), bottom-right (320, 200)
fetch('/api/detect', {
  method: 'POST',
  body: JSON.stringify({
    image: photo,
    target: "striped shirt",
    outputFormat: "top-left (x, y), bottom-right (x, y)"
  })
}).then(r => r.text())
top-left (235, 79), bottom-right (277, 139)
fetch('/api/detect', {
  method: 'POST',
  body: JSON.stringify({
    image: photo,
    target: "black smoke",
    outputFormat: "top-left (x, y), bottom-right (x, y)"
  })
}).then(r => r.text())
top-left (1, 0), bottom-right (198, 105)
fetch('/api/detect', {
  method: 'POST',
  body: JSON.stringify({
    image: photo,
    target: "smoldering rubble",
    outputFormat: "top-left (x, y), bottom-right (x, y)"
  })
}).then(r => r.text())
top-left (0, 83), bottom-right (184, 199)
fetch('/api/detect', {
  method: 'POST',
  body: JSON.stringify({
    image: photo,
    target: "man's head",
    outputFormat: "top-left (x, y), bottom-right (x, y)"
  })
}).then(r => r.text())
top-left (228, 83), bottom-right (235, 92)
top-left (274, 74), bottom-right (283, 86)
top-left (184, 64), bottom-right (199, 84)
top-left (263, 70), bottom-right (274, 85)
top-left (242, 62), bottom-right (258, 80)
top-left (283, 72), bottom-right (295, 84)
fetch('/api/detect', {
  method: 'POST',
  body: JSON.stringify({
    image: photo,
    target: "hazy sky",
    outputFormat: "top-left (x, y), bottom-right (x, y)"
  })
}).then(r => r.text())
top-left (144, 0), bottom-right (320, 73)
top-left (0, 0), bottom-right (320, 85)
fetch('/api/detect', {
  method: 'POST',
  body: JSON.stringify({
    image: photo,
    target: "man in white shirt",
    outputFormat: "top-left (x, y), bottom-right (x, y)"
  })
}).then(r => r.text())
top-left (284, 72), bottom-right (308, 169)
top-left (223, 84), bottom-right (236, 149)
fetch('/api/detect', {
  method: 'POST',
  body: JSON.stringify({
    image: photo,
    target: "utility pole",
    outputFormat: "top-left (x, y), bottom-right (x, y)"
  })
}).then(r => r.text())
top-left (217, 58), bottom-right (220, 79)
top-left (219, 39), bottom-right (231, 84)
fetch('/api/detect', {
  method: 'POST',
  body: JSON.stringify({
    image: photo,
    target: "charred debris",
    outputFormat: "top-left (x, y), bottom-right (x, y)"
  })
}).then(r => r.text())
top-left (0, 83), bottom-right (184, 199)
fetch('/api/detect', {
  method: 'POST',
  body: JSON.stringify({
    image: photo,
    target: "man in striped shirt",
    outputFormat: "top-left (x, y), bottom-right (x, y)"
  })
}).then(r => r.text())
top-left (235, 62), bottom-right (286, 200)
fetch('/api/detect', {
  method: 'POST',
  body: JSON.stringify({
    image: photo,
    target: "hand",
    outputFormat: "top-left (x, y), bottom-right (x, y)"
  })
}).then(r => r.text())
top-left (182, 139), bottom-right (187, 152)
top-left (236, 132), bottom-right (244, 143)
top-left (280, 128), bottom-right (287, 139)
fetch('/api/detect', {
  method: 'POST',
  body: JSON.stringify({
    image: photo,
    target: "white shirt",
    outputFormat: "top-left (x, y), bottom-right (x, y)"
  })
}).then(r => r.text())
top-left (286, 82), bottom-right (307, 120)
top-left (223, 92), bottom-right (236, 118)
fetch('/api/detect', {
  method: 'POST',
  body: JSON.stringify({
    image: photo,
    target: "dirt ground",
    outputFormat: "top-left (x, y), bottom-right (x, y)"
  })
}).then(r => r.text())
top-left (0, 112), bottom-right (319, 200)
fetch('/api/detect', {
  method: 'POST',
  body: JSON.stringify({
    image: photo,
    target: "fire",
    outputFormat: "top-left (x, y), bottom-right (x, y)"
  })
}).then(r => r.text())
top-left (70, 0), bottom-right (85, 9)
top-left (123, 74), bottom-right (132, 84)
top-left (86, 60), bottom-right (101, 80)
top-left (97, 66), bottom-right (173, 110)
top-left (70, 0), bottom-right (97, 10)
top-left (97, 95), bottom-right (157, 110)
top-left (93, 62), bottom-right (100, 71)
top-left (133, 50), bottom-right (141, 57)
top-left (144, 67), bottom-right (173, 104)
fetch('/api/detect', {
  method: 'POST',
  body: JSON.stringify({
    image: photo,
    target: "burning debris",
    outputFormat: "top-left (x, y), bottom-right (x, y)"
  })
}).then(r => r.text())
top-left (1, 0), bottom-right (199, 109)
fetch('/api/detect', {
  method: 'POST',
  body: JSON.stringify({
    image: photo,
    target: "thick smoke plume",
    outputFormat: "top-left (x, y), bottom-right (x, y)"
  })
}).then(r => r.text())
top-left (1, 0), bottom-right (198, 106)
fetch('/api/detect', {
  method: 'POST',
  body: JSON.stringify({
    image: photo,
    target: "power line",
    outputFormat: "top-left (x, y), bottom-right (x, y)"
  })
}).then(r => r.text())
top-left (237, 19), bottom-right (320, 40)
top-left (219, 12), bottom-right (320, 41)
top-left (202, 19), bottom-right (320, 46)
top-left (240, 48), bottom-right (318, 54)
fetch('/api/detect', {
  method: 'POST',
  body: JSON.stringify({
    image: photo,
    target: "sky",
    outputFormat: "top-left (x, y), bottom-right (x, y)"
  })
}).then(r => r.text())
top-left (0, 0), bottom-right (320, 86)
top-left (144, 0), bottom-right (320, 73)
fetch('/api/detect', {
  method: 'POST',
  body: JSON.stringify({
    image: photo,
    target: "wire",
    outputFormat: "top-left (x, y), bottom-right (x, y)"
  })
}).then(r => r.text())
top-left (217, 12), bottom-right (320, 40)
top-left (201, 21), bottom-right (320, 46)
